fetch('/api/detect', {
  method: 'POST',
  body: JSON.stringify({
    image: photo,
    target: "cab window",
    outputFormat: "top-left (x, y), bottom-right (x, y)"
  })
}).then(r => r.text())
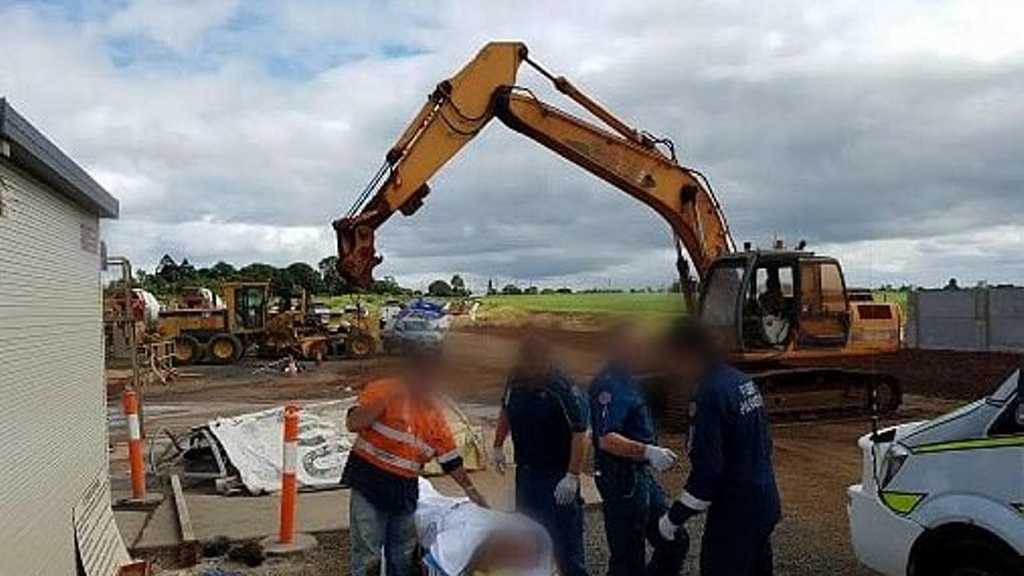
top-left (754, 266), bottom-right (795, 301)
top-left (235, 286), bottom-right (267, 331)
top-left (797, 261), bottom-right (849, 346)
top-left (800, 262), bottom-right (846, 314)
top-left (702, 263), bottom-right (745, 328)
top-left (820, 263), bottom-right (846, 313)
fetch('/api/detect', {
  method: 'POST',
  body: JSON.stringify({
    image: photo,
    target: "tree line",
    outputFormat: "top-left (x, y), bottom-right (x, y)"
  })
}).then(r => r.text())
top-left (128, 254), bottom-right (410, 299)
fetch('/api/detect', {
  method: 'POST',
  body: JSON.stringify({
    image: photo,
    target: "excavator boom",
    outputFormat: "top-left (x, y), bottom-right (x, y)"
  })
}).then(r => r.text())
top-left (333, 41), bottom-right (732, 289)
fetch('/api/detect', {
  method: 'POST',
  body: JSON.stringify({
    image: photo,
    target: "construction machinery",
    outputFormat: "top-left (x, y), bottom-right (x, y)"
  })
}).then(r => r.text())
top-left (158, 281), bottom-right (270, 364)
top-left (332, 41), bottom-right (902, 424)
top-left (335, 302), bottom-right (381, 358)
top-left (270, 289), bottom-right (379, 360)
top-left (159, 283), bottom-right (377, 364)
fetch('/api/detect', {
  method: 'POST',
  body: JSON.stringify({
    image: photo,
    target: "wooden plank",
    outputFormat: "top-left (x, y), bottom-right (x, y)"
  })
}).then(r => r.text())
top-left (170, 475), bottom-right (201, 566)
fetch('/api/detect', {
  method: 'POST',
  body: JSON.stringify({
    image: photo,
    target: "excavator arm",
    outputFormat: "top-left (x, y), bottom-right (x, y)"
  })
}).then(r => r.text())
top-left (333, 41), bottom-right (733, 293)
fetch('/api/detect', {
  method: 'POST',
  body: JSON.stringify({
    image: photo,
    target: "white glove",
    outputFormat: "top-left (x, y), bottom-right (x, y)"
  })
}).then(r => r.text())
top-left (490, 448), bottom-right (507, 475)
top-left (643, 444), bottom-right (679, 472)
top-left (658, 513), bottom-right (681, 541)
top-left (553, 473), bottom-right (580, 505)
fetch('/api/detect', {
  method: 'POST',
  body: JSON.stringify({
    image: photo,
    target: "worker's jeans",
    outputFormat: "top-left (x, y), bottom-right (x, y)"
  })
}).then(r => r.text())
top-left (597, 466), bottom-right (688, 576)
top-left (515, 466), bottom-right (589, 576)
top-left (349, 488), bottom-right (418, 576)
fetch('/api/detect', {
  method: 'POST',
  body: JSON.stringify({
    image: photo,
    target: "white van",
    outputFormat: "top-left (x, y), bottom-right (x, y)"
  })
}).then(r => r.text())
top-left (847, 368), bottom-right (1024, 576)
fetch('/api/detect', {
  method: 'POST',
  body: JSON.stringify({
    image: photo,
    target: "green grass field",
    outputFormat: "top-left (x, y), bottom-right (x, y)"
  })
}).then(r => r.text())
top-left (873, 290), bottom-right (908, 311)
top-left (315, 289), bottom-right (904, 325)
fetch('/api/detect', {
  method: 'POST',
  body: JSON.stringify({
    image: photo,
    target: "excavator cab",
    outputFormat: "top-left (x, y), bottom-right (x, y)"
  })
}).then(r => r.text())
top-left (700, 249), bottom-right (851, 355)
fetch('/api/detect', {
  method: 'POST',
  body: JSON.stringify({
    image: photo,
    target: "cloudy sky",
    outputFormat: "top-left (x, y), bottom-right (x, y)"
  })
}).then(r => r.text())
top-left (3, 1), bottom-right (1023, 291)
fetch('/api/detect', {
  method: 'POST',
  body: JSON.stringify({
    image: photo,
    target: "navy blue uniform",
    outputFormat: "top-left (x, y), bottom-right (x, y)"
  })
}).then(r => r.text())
top-left (503, 370), bottom-right (589, 576)
top-left (684, 363), bottom-right (780, 576)
top-left (590, 363), bottom-right (688, 576)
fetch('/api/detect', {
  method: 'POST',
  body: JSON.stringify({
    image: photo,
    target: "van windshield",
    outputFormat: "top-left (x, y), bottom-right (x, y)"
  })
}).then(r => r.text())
top-left (988, 369), bottom-right (1020, 403)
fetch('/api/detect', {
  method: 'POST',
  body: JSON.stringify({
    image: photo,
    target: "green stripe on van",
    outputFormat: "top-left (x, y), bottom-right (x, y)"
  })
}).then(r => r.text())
top-left (912, 435), bottom-right (1024, 454)
top-left (881, 491), bottom-right (926, 515)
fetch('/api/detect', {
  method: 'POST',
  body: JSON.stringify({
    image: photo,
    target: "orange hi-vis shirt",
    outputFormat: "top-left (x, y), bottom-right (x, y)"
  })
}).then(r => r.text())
top-left (351, 378), bottom-right (462, 479)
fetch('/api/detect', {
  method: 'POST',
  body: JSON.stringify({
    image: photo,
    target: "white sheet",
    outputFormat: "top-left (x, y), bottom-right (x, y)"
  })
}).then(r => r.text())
top-left (416, 479), bottom-right (552, 576)
top-left (207, 399), bottom-right (485, 494)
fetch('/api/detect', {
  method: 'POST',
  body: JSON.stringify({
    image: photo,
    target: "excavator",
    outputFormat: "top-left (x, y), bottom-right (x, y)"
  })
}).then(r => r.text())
top-left (333, 42), bottom-right (903, 427)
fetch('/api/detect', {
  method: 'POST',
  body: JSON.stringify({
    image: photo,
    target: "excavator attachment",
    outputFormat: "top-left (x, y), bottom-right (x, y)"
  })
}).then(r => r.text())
top-left (333, 215), bottom-right (380, 289)
top-left (333, 42), bottom-right (527, 288)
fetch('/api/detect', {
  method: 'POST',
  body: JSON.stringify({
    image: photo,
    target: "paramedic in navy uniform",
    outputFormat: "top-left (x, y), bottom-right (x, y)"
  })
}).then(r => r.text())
top-left (493, 335), bottom-right (590, 576)
top-left (657, 320), bottom-right (781, 576)
top-left (589, 324), bottom-right (688, 576)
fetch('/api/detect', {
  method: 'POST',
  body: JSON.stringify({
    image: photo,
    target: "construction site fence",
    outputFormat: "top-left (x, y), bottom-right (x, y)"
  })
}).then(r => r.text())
top-left (906, 286), bottom-right (1024, 352)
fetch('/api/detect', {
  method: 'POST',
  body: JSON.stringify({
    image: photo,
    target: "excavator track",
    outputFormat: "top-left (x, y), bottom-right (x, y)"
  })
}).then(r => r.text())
top-left (648, 367), bottom-right (902, 432)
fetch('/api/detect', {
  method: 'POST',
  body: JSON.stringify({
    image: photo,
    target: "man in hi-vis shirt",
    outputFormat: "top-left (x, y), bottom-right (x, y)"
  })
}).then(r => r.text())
top-left (342, 353), bottom-right (487, 576)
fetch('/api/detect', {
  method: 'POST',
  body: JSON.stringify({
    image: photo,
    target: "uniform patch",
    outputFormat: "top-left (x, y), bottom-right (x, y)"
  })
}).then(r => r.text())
top-left (738, 381), bottom-right (764, 415)
top-left (598, 391), bottom-right (612, 405)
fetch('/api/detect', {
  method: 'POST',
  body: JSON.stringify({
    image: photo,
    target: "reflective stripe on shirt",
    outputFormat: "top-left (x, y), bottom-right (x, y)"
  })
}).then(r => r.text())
top-left (371, 421), bottom-right (436, 459)
top-left (679, 489), bottom-right (711, 511)
top-left (353, 437), bottom-right (422, 476)
top-left (436, 448), bottom-right (461, 464)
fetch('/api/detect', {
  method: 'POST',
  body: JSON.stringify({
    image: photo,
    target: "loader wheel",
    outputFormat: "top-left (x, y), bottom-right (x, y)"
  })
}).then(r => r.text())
top-left (208, 334), bottom-right (243, 364)
top-left (173, 335), bottom-right (202, 365)
top-left (346, 333), bottom-right (375, 358)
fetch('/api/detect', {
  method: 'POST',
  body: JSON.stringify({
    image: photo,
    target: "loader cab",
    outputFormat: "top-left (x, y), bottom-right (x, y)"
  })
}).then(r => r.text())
top-left (221, 282), bottom-right (269, 334)
top-left (699, 250), bottom-right (850, 353)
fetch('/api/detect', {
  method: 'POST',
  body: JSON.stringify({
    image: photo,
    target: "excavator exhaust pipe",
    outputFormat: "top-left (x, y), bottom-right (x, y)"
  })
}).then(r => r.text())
top-left (332, 216), bottom-right (381, 289)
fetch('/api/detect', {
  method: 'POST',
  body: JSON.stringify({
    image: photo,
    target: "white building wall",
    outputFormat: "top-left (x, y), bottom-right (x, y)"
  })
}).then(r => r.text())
top-left (0, 157), bottom-right (108, 575)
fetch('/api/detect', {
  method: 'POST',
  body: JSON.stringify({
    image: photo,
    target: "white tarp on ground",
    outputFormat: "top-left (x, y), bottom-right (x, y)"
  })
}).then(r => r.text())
top-left (209, 400), bottom-right (355, 494)
top-left (417, 479), bottom-right (552, 576)
top-left (208, 398), bottom-right (485, 495)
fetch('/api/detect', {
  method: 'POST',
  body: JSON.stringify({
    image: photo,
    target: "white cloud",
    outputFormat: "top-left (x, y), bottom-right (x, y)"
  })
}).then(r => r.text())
top-left (3, 1), bottom-right (1024, 289)
top-left (104, 217), bottom-right (330, 267)
top-left (106, 0), bottom-right (241, 52)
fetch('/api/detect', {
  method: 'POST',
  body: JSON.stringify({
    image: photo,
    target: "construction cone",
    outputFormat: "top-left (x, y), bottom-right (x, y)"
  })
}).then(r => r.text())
top-left (114, 390), bottom-right (162, 509)
top-left (262, 405), bottom-right (316, 555)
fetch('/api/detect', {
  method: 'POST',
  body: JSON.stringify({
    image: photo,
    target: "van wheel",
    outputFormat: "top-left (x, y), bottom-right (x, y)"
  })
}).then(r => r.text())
top-left (945, 539), bottom-right (1022, 576)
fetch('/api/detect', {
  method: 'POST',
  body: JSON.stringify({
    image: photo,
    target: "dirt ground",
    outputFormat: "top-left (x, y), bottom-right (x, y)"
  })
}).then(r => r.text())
top-left (115, 323), bottom-right (1019, 575)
